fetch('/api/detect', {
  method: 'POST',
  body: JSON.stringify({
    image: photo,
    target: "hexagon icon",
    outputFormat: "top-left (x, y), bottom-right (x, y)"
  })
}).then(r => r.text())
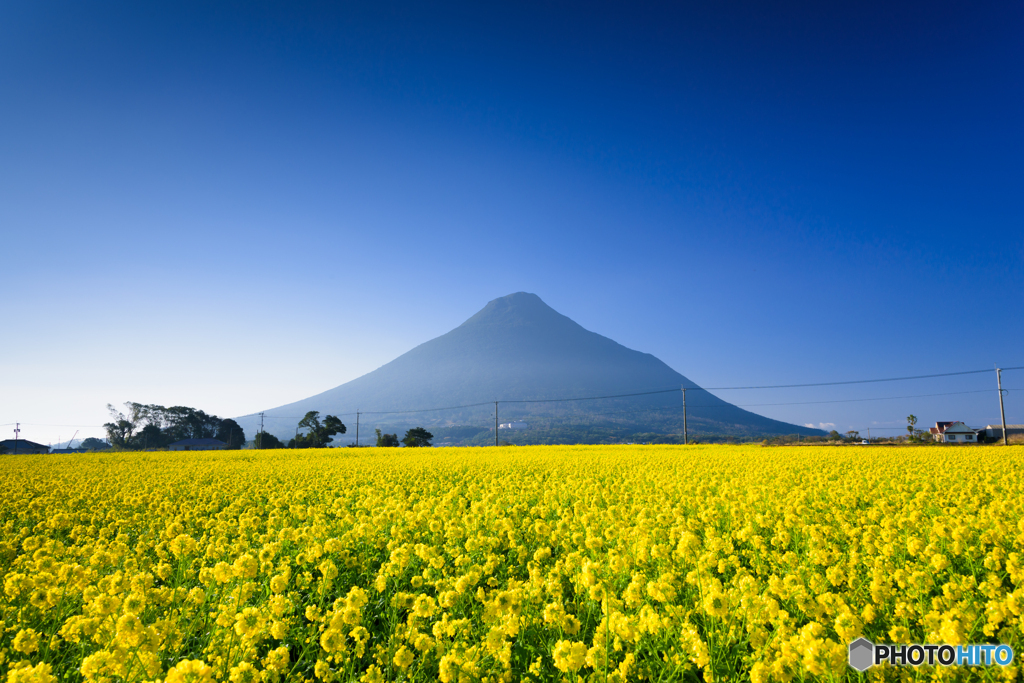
top-left (848, 638), bottom-right (874, 672)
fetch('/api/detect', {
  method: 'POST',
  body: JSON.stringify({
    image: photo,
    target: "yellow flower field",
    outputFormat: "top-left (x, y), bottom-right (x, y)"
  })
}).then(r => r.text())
top-left (1, 445), bottom-right (1022, 683)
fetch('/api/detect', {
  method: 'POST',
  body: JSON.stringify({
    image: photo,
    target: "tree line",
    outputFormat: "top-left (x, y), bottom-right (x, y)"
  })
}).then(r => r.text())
top-left (103, 402), bottom-right (436, 450)
top-left (255, 411), bottom-right (348, 449)
top-left (375, 427), bottom-right (433, 448)
top-left (253, 415), bottom-right (433, 449)
top-left (104, 402), bottom-right (246, 449)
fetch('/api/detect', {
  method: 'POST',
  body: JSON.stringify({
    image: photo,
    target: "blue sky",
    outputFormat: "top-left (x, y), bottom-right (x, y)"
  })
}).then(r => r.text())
top-left (2, 0), bottom-right (1021, 445)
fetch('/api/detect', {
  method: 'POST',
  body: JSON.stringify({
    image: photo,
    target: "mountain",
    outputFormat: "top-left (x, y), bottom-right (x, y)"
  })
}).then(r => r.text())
top-left (236, 293), bottom-right (823, 443)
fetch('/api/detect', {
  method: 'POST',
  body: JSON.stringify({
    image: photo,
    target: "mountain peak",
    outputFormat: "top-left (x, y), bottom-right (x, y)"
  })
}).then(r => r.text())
top-left (459, 292), bottom-right (571, 328)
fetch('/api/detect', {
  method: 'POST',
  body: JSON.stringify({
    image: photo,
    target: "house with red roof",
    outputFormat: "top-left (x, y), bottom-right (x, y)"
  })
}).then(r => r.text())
top-left (929, 421), bottom-right (978, 443)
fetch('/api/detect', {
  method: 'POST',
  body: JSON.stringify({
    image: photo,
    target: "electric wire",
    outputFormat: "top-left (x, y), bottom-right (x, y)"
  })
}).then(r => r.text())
top-left (11, 367), bottom-right (1021, 431)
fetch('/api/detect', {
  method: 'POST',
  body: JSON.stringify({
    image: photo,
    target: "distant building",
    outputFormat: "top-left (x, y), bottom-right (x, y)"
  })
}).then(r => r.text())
top-left (0, 439), bottom-right (49, 455)
top-left (498, 421), bottom-right (528, 430)
top-left (985, 424), bottom-right (1024, 440)
top-left (168, 438), bottom-right (227, 451)
top-left (929, 421), bottom-right (978, 443)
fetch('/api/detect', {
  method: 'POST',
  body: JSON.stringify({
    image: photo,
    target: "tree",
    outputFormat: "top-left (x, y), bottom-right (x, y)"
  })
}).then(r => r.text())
top-left (255, 432), bottom-right (284, 449)
top-left (80, 437), bottom-right (109, 451)
top-left (104, 401), bottom-right (245, 450)
top-left (402, 427), bottom-right (433, 448)
top-left (375, 428), bottom-right (400, 448)
top-left (215, 419), bottom-right (246, 449)
top-left (845, 430), bottom-right (861, 442)
top-left (827, 430), bottom-right (842, 441)
top-left (290, 411), bottom-right (346, 448)
top-left (161, 406), bottom-right (221, 442)
top-left (104, 402), bottom-right (150, 448)
top-left (907, 414), bottom-right (918, 441)
top-left (136, 423), bottom-right (169, 450)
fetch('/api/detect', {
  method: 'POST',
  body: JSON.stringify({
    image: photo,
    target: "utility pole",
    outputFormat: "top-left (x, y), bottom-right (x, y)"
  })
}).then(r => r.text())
top-left (258, 412), bottom-right (265, 449)
top-left (13, 423), bottom-right (19, 455)
top-left (494, 401), bottom-right (499, 447)
top-left (355, 411), bottom-right (360, 447)
top-left (681, 386), bottom-right (688, 445)
top-left (997, 366), bottom-right (1008, 446)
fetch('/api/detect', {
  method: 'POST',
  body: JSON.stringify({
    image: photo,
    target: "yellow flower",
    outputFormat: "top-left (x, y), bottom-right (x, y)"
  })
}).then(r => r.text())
top-left (263, 646), bottom-right (290, 672)
top-left (412, 632), bottom-right (432, 652)
top-left (170, 534), bottom-right (197, 558)
top-left (115, 613), bottom-right (145, 647)
top-left (7, 662), bottom-right (56, 683)
top-left (320, 628), bottom-right (345, 653)
top-left (165, 659), bottom-right (214, 683)
top-left (586, 643), bottom-right (607, 670)
top-left (269, 574), bottom-right (289, 593)
top-left (412, 594), bottom-right (437, 618)
top-left (439, 655), bottom-right (460, 683)
top-left (213, 561), bottom-right (233, 584)
top-left (393, 645), bottom-right (415, 668)
top-left (270, 619), bottom-right (289, 640)
top-left (552, 640), bottom-right (587, 672)
top-left (360, 665), bottom-right (384, 683)
top-left (319, 559), bottom-right (338, 582)
top-left (703, 590), bottom-right (730, 618)
top-left (485, 626), bottom-right (505, 653)
top-left (229, 661), bottom-right (259, 683)
top-left (12, 628), bottom-right (41, 655)
top-left (233, 553), bottom-right (258, 580)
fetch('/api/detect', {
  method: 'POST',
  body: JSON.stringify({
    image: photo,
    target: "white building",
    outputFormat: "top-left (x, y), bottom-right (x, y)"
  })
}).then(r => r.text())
top-left (929, 422), bottom-right (977, 443)
top-left (985, 424), bottom-right (1024, 440)
top-left (498, 421), bottom-right (528, 430)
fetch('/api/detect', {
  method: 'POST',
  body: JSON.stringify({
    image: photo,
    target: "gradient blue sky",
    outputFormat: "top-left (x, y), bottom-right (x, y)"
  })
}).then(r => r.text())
top-left (2, 0), bottom-right (1021, 445)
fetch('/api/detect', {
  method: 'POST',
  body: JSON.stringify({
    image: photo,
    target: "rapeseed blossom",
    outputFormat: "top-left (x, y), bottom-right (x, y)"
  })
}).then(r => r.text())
top-left (0, 444), bottom-right (1021, 681)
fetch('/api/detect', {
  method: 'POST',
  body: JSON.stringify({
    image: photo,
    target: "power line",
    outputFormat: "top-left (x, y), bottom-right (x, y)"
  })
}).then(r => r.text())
top-left (362, 401), bottom-right (495, 416)
top-left (701, 368), bottom-right (1014, 391)
top-left (505, 388), bottom-right (680, 404)
top-left (515, 388), bottom-right (1010, 419)
top-left (18, 366), bottom-right (1019, 434)
top-left (278, 366), bottom-right (1024, 415)
top-left (734, 388), bottom-right (1001, 408)
top-left (4, 423), bottom-right (108, 428)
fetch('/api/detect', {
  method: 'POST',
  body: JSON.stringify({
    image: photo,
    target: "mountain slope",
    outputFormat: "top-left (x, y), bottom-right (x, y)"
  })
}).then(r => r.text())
top-left (237, 293), bottom-right (823, 442)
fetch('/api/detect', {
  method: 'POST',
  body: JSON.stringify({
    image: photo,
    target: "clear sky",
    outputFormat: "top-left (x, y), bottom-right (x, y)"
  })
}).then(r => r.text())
top-left (2, 0), bottom-right (1021, 446)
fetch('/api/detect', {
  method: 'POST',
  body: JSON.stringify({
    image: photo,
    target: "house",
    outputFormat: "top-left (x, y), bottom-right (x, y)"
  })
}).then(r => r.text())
top-left (0, 439), bottom-right (50, 454)
top-left (168, 438), bottom-right (227, 451)
top-left (498, 421), bottom-right (528, 430)
top-left (929, 422), bottom-right (978, 443)
top-left (985, 424), bottom-right (1024, 440)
